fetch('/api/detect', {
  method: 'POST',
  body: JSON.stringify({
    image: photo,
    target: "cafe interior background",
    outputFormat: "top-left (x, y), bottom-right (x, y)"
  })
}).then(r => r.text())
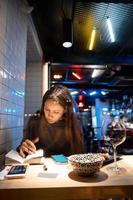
top-left (0, 0), bottom-right (133, 166)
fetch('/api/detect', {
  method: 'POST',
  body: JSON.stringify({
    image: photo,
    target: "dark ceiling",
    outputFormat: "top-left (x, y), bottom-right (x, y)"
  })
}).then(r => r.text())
top-left (27, 0), bottom-right (133, 98)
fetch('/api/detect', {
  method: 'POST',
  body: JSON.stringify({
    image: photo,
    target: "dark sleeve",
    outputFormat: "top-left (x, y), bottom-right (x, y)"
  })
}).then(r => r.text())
top-left (16, 116), bottom-right (40, 152)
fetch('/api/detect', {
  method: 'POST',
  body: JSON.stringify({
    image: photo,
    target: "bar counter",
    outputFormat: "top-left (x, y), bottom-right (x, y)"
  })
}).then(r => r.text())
top-left (0, 155), bottom-right (133, 200)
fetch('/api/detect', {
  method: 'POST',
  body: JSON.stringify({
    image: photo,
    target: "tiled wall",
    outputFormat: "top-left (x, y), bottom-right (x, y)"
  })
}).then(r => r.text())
top-left (0, 0), bottom-right (27, 158)
top-left (24, 62), bottom-right (42, 127)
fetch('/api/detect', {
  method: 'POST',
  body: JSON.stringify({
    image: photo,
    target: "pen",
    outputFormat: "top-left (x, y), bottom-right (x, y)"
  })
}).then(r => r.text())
top-left (43, 164), bottom-right (47, 171)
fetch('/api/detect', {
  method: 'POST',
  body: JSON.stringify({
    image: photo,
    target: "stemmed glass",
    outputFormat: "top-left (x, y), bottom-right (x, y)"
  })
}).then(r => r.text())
top-left (105, 121), bottom-right (126, 174)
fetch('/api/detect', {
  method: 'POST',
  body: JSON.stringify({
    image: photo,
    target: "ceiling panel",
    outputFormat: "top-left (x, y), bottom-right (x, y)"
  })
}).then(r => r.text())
top-left (27, 0), bottom-right (133, 94)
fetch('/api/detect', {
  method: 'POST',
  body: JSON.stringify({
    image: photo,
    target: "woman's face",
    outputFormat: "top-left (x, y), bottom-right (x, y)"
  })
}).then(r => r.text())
top-left (44, 99), bottom-right (65, 124)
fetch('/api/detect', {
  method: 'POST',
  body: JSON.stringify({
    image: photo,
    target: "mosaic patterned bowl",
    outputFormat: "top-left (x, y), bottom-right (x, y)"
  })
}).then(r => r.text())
top-left (68, 153), bottom-right (104, 176)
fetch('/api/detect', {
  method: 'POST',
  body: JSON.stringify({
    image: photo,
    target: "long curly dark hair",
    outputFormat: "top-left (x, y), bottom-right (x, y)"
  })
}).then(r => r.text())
top-left (40, 85), bottom-right (84, 154)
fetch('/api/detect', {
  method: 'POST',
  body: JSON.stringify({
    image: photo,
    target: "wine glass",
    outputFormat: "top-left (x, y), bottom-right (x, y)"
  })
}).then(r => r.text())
top-left (105, 120), bottom-right (126, 174)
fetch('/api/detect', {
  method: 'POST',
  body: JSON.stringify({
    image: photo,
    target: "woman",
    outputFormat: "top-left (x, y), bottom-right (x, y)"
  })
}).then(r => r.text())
top-left (18, 85), bottom-right (85, 157)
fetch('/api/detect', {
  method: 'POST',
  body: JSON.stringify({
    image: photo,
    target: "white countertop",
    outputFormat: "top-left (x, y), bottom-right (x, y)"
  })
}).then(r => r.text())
top-left (0, 156), bottom-right (133, 199)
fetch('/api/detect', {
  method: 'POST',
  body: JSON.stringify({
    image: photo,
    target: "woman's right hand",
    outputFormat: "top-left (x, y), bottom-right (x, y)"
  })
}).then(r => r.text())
top-left (19, 137), bottom-right (39, 157)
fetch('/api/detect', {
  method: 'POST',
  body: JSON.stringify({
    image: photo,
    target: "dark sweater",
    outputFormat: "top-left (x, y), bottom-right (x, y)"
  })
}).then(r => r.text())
top-left (39, 118), bottom-right (71, 156)
top-left (21, 116), bottom-right (71, 156)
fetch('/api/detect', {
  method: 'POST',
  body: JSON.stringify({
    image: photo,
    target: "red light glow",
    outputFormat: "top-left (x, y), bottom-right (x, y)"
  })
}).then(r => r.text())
top-left (78, 95), bottom-right (83, 101)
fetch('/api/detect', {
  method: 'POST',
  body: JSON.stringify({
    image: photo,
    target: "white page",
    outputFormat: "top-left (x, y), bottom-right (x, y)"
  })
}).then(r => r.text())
top-left (5, 150), bottom-right (25, 163)
top-left (25, 149), bottom-right (44, 162)
top-left (5, 149), bottom-right (44, 163)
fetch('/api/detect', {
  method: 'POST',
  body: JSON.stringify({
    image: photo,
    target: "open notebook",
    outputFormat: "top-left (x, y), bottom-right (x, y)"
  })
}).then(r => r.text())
top-left (5, 149), bottom-right (44, 165)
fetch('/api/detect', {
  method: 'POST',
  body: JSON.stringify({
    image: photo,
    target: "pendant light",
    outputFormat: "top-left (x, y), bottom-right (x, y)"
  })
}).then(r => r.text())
top-left (62, 18), bottom-right (73, 48)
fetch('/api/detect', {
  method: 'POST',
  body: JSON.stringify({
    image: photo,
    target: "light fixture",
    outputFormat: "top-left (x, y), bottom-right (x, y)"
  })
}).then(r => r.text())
top-left (89, 28), bottom-right (96, 50)
top-left (101, 91), bottom-right (108, 96)
top-left (89, 91), bottom-right (97, 96)
top-left (78, 102), bottom-right (84, 108)
top-left (83, 108), bottom-right (89, 112)
top-left (102, 108), bottom-right (108, 111)
top-left (72, 72), bottom-right (81, 80)
top-left (70, 91), bottom-right (78, 95)
top-left (91, 69), bottom-right (105, 78)
top-left (53, 74), bottom-right (63, 79)
top-left (82, 90), bottom-right (87, 95)
top-left (106, 16), bottom-right (115, 42)
top-left (62, 19), bottom-right (73, 48)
